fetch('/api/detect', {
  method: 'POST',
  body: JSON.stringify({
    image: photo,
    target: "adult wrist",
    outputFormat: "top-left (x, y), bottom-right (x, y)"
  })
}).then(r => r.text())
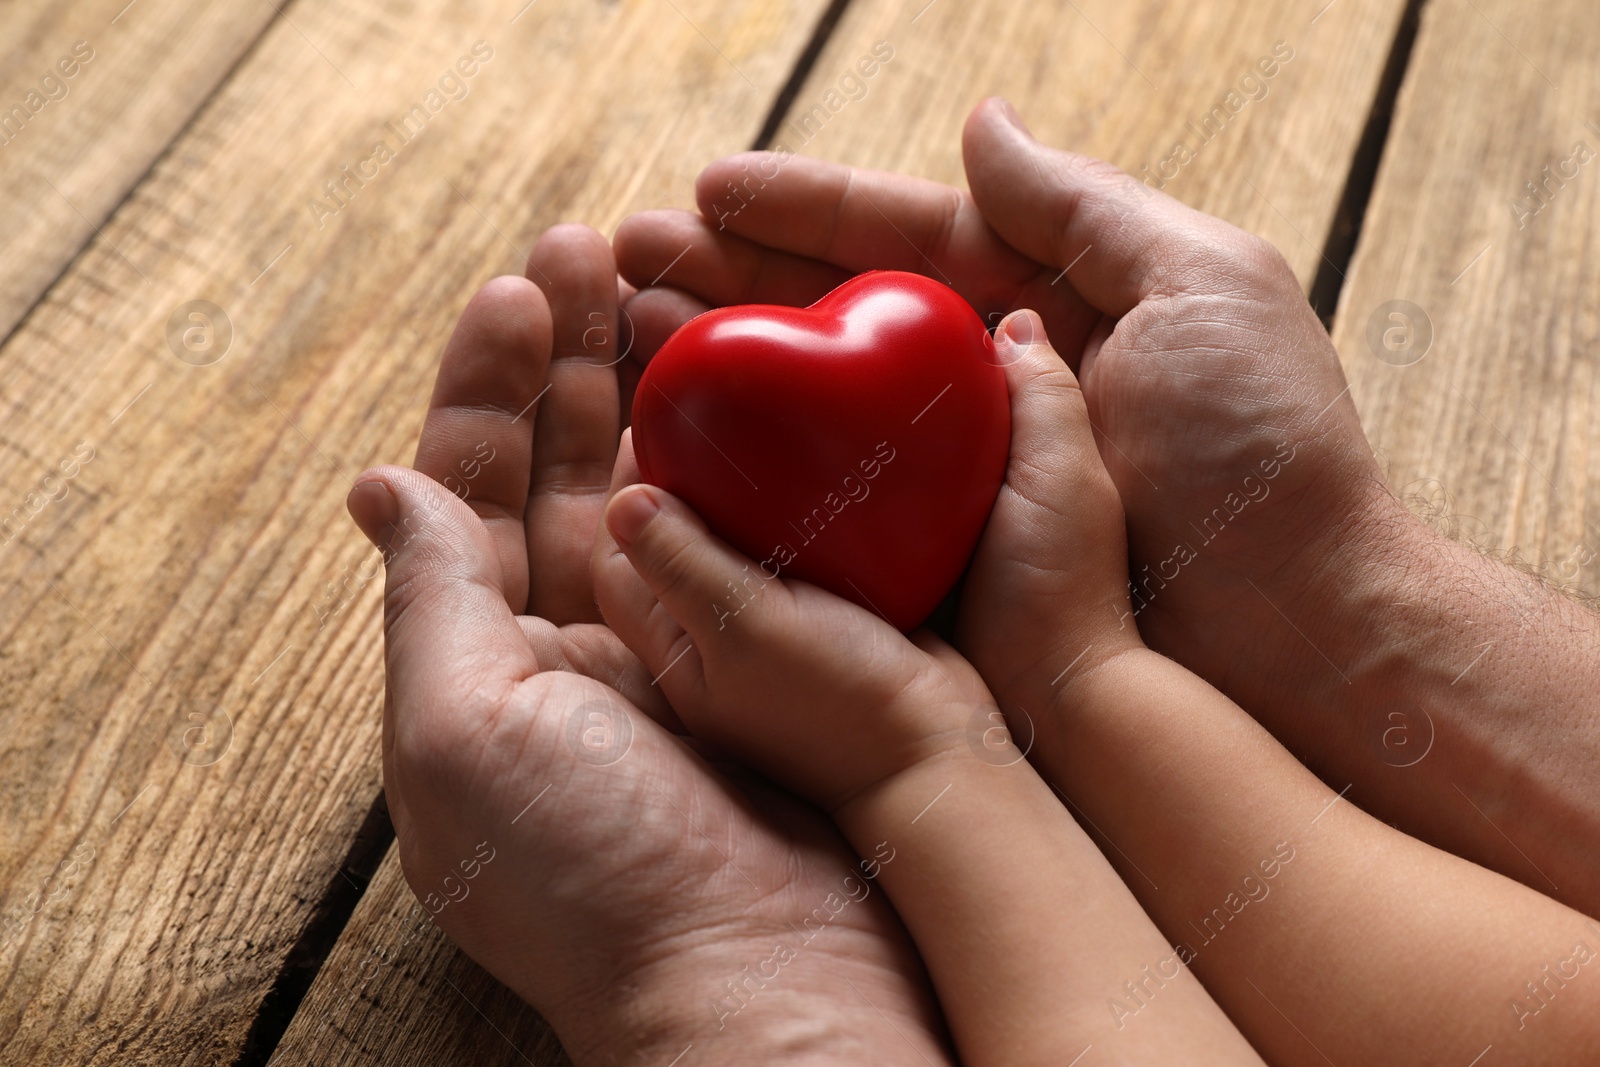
top-left (557, 939), bottom-right (944, 1067)
top-left (1268, 500), bottom-right (1600, 910)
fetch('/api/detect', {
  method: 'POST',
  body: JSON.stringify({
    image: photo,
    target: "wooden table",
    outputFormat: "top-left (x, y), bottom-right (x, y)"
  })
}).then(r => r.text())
top-left (2, 0), bottom-right (1595, 1062)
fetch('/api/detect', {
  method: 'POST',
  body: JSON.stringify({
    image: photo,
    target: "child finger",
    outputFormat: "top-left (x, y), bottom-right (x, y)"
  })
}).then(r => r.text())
top-left (590, 432), bottom-right (702, 703)
top-left (992, 308), bottom-right (1116, 510)
top-left (604, 483), bottom-right (798, 675)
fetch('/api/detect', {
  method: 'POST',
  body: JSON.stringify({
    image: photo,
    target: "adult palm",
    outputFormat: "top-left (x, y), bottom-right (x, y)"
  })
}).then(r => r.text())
top-left (347, 226), bottom-right (949, 1066)
top-left (612, 97), bottom-right (1392, 780)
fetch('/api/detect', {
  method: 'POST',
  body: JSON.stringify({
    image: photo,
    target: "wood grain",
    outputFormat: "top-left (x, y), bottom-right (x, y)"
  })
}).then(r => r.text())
top-left (1332, 0), bottom-right (1600, 593)
top-left (0, 0), bottom-right (282, 343)
top-left (0, 0), bottom-right (827, 1062)
top-left (282, 3), bottom-right (1600, 1063)
top-left (268, 2), bottom-right (1424, 1064)
top-left (769, 0), bottom-right (1412, 292)
top-left (270, 848), bottom-right (573, 1067)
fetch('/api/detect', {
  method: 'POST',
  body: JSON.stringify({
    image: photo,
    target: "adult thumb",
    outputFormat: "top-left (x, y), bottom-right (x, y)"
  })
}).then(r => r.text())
top-left (347, 467), bottom-right (537, 753)
top-left (962, 97), bottom-right (1244, 317)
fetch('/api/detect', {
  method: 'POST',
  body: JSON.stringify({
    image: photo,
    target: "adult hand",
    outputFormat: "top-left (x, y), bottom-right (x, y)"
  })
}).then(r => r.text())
top-left (612, 99), bottom-right (1600, 914)
top-left (346, 226), bottom-right (951, 1066)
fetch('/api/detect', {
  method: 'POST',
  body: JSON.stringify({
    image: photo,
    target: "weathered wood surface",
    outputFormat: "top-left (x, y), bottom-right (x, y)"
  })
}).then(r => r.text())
top-left (1332, 0), bottom-right (1600, 594)
top-left (0, 0), bottom-right (830, 1062)
top-left (269, 852), bottom-right (572, 1067)
top-left (780, 0), bottom-right (1414, 294)
top-left (0, 0), bottom-right (282, 343)
top-left (273, 1), bottom-right (1420, 1064)
top-left (9, 0), bottom-right (1586, 1062)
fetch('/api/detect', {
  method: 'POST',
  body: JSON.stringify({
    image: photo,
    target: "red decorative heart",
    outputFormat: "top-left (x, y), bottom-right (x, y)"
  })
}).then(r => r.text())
top-left (631, 270), bottom-right (1010, 630)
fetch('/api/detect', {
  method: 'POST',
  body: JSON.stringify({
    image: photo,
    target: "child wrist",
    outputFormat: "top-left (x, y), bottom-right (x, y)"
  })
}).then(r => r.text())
top-left (986, 631), bottom-right (1145, 725)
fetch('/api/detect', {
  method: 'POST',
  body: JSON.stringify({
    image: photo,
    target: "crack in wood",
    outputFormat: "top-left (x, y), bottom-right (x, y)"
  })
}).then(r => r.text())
top-left (1310, 0), bottom-right (1430, 326)
top-left (233, 791), bottom-right (395, 1067)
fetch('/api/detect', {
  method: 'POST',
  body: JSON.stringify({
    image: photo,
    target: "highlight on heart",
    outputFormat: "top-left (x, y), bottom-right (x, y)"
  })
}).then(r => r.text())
top-left (339, 93), bottom-right (1600, 1067)
top-left (629, 269), bottom-right (1008, 631)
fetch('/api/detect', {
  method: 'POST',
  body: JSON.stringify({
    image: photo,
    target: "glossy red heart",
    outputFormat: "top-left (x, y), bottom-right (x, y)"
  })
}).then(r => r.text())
top-left (631, 270), bottom-right (1010, 630)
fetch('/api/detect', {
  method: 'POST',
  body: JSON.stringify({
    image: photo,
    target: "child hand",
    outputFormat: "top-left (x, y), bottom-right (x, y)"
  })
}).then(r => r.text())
top-left (590, 384), bottom-right (1265, 1067)
top-left (358, 231), bottom-right (952, 1066)
top-left (592, 432), bottom-right (994, 812)
top-left (956, 309), bottom-right (1145, 718)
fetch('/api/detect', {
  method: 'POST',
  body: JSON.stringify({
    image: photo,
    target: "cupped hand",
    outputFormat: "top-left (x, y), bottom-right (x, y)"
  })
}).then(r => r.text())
top-left (612, 97), bottom-right (1411, 746)
top-left (346, 227), bottom-right (950, 1066)
top-left (590, 432), bottom-right (993, 812)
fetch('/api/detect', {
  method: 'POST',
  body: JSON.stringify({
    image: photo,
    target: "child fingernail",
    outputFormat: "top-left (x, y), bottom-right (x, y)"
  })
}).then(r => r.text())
top-left (348, 480), bottom-right (399, 550)
top-left (608, 487), bottom-right (661, 548)
top-left (1001, 309), bottom-right (1041, 346)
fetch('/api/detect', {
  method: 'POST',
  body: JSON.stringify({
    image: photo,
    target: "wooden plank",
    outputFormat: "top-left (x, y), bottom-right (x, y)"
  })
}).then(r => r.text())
top-left (262, 0), bottom-right (1427, 1062)
top-left (1331, 0), bottom-right (1600, 591)
top-left (270, 848), bottom-right (573, 1067)
top-left (272, 2), bottom-right (1423, 1064)
top-left (769, 0), bottom-right (1413, 292)
top-left (0, 0), bottom-right (828, 1062)
top-left (0, 0), bottom-right (281, 342)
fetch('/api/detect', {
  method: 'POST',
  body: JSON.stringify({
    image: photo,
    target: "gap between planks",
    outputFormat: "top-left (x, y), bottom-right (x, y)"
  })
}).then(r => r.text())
top-left (0, 0), bottom-right (299, 359)
top-left (750, 0), bottom-right (858, 151)
top-left (235, 792), bottom-right (396, 1067)
top-left (1309, 0), bottom-right (1430, 326)
top-left (228, 2), bottom-right (863, 1063)
top-left (232, 1), bottom-right (1434, 1062)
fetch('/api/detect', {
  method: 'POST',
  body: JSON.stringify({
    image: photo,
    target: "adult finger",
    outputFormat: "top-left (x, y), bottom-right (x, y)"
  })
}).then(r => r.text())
top-left (684, 154), bottom-right (1102, 352)
top-left (512, 616), bottom-right (683, 731)
top-left (614, 209), bottom-right (849, 308)
top-left (524, 224), bottom-right (622, 623)
top-left (693, 154), bottom-right (1011, 299)
top-left (615, 286), bottom-right (711, 422)
top-left (412, 276), bottom-right (552, 612)
top-left (347, 466), bottom-right (539, 765)
top-left (963, 97), bottom-right (1277, 317)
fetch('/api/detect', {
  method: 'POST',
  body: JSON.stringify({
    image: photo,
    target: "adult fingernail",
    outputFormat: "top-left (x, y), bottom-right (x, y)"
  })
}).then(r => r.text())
top-left (347, 479), bottom-right (399, 551)
top-left (607, 486), bottom-right (662, 549)
top-left (997, 97), bottom-right (1032, 138)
